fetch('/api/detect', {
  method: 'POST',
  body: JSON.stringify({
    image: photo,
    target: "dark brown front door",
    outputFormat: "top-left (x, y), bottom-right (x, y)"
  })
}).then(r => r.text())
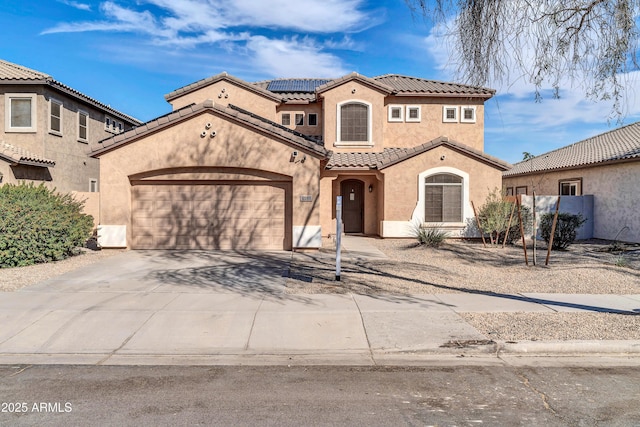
top-left (341, 179), bottom-right (364, 233)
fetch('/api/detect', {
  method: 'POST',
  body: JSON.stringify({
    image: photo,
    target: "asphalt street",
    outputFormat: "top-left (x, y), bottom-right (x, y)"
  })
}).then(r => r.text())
top-left (1, 364), bottom-right (640, 426)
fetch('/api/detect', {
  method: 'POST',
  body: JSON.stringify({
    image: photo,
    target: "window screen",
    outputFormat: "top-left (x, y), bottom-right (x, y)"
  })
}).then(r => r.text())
top-left (340, 103), bottom-right (368, 141)
top-left (425, 174), bottom-right (463, 222)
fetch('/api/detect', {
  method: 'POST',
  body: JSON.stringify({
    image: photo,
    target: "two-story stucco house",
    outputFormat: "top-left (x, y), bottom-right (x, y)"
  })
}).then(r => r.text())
top-left (92, 72), bottom-right (511, 250)
top-left (0, 59), bottom-right (141, 196)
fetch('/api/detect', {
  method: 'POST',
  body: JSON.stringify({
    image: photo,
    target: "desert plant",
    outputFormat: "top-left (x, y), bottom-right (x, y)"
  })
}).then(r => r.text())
top-left (498, 204), bottom-right (533, 245)
top-left (476, 188), bottom-right (515, 245)
top-left (411, 220), bottom-right (449, 247)
top-left (0, 183), bottom-right (94, 268)
top-left (539, 212), bottom-right (587, 250)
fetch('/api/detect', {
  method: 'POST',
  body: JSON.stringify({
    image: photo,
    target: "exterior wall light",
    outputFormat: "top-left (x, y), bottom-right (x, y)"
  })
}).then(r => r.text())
top-left (368, 184), bottom-right (373, 193)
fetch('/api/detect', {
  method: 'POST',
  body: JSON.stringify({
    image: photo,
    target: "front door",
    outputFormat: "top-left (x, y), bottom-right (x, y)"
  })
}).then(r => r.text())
top-left (341, 179), bottom-right (364, 233)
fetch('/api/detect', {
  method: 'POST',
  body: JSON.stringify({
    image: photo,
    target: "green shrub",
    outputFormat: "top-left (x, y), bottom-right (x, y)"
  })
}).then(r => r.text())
top-left (0, 183), bottom-right (94, 267)
top-left (414, 225), bottom-right (449, 247)
top-left (540, 212), bottom-right (586, 250)
top-left (477, 188), bottom-right (513, 244)
top-left (498, 205), bottom-right (533, 245)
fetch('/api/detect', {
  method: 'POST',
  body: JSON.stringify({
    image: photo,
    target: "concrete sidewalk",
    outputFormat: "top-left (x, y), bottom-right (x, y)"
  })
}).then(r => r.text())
top-left (0, 248), bottom-right (639, 366)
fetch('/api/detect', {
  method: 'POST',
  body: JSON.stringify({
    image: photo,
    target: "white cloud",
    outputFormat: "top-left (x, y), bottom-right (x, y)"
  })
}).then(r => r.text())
top-left (247, 36), bottom-right (347, 77)
top-left (41, 0), bottom-right (371, 79)
top-left (57, 0), bottom-right (91, 11)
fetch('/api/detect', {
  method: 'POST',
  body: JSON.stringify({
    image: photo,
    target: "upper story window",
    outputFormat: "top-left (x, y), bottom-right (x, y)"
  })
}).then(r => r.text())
top-left (442, 106), bottom-right (458, 123)
top-left (295, 113), bottom-right (304, 126)
top-left (78, 110), bottom-right (89, 143)
top-left (281, 113), bottom-right (291, 126)
top-left (49, 98), bottom-right (63, 135)
top-left (5, 93), bottom-right (37, 133)
top-left (425, 173), bottom-right (463, 223)
top-left (105, 116), bottom-right (124, 134)
top-left (388, 105), bottom-right (403, 122)
top-left (308, 113), bottom-right (318, 126)
top-left (336, 101), bottom-right (372, 146)
top-left (406, 106), bottom-right (421, 122)
top-left (461, 106), bottom-right (476, 123)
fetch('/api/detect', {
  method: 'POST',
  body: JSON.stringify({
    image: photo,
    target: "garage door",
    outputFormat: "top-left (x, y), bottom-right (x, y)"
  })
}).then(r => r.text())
top-left (131, 183), bottom-right (287, 250)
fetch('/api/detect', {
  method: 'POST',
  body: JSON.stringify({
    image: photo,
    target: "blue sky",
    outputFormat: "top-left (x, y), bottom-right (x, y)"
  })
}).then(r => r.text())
top-left (2, 0), bottom-right (640, 164)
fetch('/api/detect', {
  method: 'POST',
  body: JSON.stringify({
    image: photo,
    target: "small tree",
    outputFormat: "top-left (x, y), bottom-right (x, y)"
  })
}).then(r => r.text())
top-left (0, 183), bottom-right (94, 267)
top-left (540, 212), bottom-right (587, 250)
top-left (477, 188), bottom-right (513, 245)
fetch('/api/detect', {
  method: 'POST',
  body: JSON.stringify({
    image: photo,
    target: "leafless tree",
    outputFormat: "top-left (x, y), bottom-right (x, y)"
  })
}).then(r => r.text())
top-left (407, 0), bottom-right (640, 119)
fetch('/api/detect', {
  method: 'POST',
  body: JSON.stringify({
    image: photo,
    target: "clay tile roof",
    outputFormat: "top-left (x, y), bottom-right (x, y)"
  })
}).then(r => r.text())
top-left (0, 59), bottom-right (141, 125)
top-left (327, 137), bottom-right (511, 171)
top-left (92, 101), bottom-right (328, 159)
top-left (373, 74), bottom-right (495, 98)
top-left (164, 72), bottom-right (283, 103)
top-left (503, 121), bottom-right (640, 176)
top-left (0, 141), bottom-right (56, 167)
top-left (315, 72), bottom-right (393, 94)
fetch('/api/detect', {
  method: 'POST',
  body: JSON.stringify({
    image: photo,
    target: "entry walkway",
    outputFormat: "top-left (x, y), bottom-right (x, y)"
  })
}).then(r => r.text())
top-left (341, 235), bottom-right (388, 259)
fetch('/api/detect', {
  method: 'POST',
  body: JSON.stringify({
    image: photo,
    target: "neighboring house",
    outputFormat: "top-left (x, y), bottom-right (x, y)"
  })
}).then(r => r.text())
top-left (92, 72), bottom-right (510, 250)
top-left (0, 59), bottom-right (141, 195)
top-left (503, 122), bottom-right (640, 243)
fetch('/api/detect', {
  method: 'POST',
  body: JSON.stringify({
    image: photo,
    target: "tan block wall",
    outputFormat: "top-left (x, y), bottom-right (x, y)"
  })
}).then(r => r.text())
top-left (168, 81), bottom-right (279, 120)
top-left (503, 161), bottom-right (640, 243)
top-left (320, 82), bottom-right (386, 153)
top-left (383, 96), bottom-right (485, 151)
top-left (98, 110), bottom-right (321, 248)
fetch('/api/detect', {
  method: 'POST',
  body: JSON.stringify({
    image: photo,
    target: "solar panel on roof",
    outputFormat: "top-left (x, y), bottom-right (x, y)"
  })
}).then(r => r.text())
top-left (267, 79), bottom-right (332, 93)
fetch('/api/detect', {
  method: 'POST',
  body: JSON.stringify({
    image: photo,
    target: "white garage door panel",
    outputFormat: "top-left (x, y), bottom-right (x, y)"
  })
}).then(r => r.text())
top-left (131, 183), bottom-right (286, 250)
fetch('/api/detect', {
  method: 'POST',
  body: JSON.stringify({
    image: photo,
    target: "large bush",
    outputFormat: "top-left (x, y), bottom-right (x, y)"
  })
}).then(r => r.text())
top-left (0, 183), bottom-right (94, 267)
top-left (540, 212), bottom-right (586, 250)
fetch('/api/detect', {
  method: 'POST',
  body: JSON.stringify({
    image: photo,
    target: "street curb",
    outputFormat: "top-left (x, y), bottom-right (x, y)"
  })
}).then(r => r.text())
top-left (495, 340), bottom-right (640, 355)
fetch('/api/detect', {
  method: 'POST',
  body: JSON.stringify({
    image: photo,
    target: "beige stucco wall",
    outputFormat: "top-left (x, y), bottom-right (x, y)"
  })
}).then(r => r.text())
top-left (503, 161), bottom-right (640, 243)
top-left (167, 81), bottom-right (279, 120)
top-left (97, 109), bottom-right (321, 249)
top-left (383, 96), bottom-right (485, 151)
top-left (71, 191), bottom-right (100, 228)
top-left (320, 82), bottom-right (386, 153)
top-left (1, 85), bottom-right (133, 193)
top-left (382, 146), bottom-right (503, 237)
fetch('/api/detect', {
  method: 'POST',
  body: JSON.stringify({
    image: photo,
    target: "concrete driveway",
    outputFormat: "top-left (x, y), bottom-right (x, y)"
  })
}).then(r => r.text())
top-left (0, 250), bottom-right (490, 365)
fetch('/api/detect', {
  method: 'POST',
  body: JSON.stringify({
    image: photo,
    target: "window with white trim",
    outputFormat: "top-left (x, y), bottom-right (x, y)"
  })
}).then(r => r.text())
top-left (461, 106), bottom-right (476, 123)
top-left (5, 93), bottom-right (37, 132)
top-left (281, 113), bottom-right (291, 126)
top-left (388, 105), bottom-right (403, 122)
top-left (559, 179), bottom-right (582, 195)
top-left (406, 105), bottom-right (421, 122)
top-left (308, 113), bottom-right (318, 126)
top-left (425, 173), bottom-right (463, 222)
top-left (295, 113), bottom-right (304, 126)
top-left (49, 98), bottom-right (63, 135)
top-left (336, 100), bottom-right (372, 146)
top-left (78, 110), bottom-right (89, 142)
top-left (442, 106), bottom-right (458, 123)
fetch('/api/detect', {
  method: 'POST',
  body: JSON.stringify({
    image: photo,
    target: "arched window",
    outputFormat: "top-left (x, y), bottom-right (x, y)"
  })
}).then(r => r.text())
top-left (425, 173), bottom-right (463, 222)
top-left (339, 102), bottom-right (369, 142)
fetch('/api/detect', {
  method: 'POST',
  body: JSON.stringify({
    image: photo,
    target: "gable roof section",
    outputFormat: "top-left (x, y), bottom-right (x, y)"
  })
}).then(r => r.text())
top-left (374, 74), bottom-right (495, 98)
top-left (0, 141), bottom-right (56, 167)
top-left (327, 137), bottom-right (511, 171)
top-left (504, 121), bottom-right (640, 177)
top-left (91, 100), bottom-right (328, 158)
top-left (165, 72), bottom-right (283, 104)
top-left (315, 72), bottom-right (393, 95)
top-left (0, 59), bottom-right (141, 125)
